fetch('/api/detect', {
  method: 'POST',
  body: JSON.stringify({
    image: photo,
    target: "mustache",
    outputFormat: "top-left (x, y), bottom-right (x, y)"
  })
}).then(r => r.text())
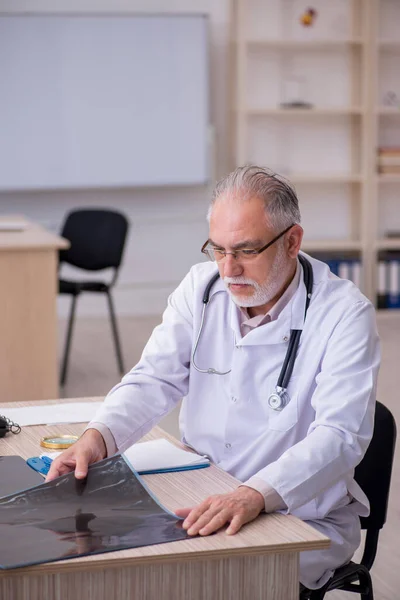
top-left (223, 277), bottom-right (256, 287)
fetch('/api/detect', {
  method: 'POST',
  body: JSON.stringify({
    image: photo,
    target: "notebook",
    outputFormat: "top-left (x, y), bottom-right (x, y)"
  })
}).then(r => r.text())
top-left (123, 438), bottom-right (210, 474)
top-left (37, 438), bottom-right (210, 476)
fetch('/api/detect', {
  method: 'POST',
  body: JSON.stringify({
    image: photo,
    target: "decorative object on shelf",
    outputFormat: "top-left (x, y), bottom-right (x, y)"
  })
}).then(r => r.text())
top-left (382, 91), bottom-right (400, 109)
top-left (280, 75), bottom-right (313, 109)
top-left (300, 8), bottom-right (317, 27)
top-left (377, 147), bottom-right (400, 174)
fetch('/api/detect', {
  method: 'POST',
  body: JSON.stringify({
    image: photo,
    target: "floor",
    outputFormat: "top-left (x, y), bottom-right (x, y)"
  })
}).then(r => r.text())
top-left (59, 311), bottom-right (400, 599)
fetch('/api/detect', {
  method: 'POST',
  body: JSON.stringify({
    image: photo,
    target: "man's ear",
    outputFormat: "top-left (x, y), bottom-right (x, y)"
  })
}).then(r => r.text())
top-left (287, 225), bottom-right (303, 258)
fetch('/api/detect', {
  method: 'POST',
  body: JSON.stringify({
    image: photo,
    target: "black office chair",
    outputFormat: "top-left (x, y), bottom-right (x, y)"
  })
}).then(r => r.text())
top-left (301, 401), bottom-right (396, 600)
top-left (59, 208), bottom-right (129, 386)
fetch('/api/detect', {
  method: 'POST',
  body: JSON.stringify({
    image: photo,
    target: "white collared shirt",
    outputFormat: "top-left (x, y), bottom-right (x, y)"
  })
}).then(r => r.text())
top-left (240, 261), bottom-right (301, 337)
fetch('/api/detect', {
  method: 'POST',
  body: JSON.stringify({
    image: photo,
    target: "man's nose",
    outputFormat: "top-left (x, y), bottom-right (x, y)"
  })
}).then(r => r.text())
top-left (223, 253), bottom-right (243, 277)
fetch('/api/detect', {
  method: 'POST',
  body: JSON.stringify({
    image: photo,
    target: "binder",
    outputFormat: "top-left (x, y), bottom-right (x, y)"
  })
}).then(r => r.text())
top-left (377, 260), bottom-right (387, 309)
top-left (338, 261), bottom-right (351, 281)
top-left (377, 249), bottom-right (400, 309)
top-left (351, 260), bottom-right (362, 289)
top-left (387, 260), bottom-right (400, 308)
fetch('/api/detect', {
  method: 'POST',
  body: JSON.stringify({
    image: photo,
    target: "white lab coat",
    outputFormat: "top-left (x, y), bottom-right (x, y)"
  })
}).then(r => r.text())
top-left (92, 253), bottom-right (380, 589)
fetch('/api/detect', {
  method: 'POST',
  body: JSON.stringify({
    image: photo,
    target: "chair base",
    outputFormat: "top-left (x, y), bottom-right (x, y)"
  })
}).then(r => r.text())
top-left (301, 561), bottom-right (374, 600)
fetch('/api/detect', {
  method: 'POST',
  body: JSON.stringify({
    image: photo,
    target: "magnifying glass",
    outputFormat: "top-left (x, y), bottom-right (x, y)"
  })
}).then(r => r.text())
top-left (40, 435), bottom-right (79, 449)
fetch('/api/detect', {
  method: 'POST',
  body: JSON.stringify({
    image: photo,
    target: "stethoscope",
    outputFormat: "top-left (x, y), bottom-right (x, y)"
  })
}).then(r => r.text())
top-left (191, 255), bottom-right (313, 411)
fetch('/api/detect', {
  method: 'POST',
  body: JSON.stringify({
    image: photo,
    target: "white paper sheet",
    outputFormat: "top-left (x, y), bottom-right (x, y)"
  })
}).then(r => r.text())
top-left (1, 402), bottom-right (103, 426)
top-left (0, 220), bottom-right (28, 231)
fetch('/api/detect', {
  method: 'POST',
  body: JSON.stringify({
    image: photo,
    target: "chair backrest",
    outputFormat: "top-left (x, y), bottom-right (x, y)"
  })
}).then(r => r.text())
top-left (355, 401), bottom-right (396, 531)
top-left (59, 209), bottom-right (129, 271)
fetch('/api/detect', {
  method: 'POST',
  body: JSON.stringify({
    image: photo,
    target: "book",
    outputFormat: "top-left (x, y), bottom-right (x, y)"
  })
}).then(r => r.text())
top-left (379, 165), bottom-right (400, 174)
top-left (378, 147), bottom-right (400, 155)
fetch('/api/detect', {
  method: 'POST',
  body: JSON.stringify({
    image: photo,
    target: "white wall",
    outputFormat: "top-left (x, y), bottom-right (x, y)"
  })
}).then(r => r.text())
top-left (0, 0), bottom-right (232, 317)
top-left (3, 0), bottom-right (399, 318)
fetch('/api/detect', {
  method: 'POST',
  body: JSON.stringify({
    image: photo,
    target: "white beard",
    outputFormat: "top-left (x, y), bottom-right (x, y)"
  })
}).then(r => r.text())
top-left (224, 246), bottom-right (289, 308)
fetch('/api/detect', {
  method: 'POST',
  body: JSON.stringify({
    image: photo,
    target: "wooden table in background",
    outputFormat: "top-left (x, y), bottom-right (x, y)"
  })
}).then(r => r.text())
top-left (0, 217), bottom-right (68, 402)
top-left (0, 398), bottom-right (330, 600)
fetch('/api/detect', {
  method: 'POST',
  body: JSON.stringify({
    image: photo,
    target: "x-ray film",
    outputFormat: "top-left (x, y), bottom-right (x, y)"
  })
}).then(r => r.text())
top-left (0, 454), bottom-right (189, 569)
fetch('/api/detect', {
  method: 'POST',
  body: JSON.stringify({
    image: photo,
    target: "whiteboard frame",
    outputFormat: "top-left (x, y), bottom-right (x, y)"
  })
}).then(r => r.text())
top-left (0, 13), bottom-right (212, 191)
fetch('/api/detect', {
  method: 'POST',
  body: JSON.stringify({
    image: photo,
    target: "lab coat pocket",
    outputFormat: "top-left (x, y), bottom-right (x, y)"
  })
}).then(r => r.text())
top-left (266, 378), bottom-right (299, 432)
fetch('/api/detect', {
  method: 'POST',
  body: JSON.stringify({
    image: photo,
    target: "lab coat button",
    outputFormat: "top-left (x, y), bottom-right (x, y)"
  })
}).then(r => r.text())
top-left (231, 396), bottom-right (237, 403)
top-left (225, 443), bottom-right (231, 449)
top-left (283, 335), bottom-right (289, 342)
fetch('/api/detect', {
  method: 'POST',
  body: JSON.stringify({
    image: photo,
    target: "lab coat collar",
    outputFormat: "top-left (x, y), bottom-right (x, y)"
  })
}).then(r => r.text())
top-left (227, 259), bottom-right (308, 346)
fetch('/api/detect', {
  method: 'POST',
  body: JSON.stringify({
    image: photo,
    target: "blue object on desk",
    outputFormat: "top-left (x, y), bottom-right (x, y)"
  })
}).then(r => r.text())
top-left (138, 463), bottom-right (210, 475)
top-left (26, 456), bottom-right (211, 477)
top-left (26, 456), bottom-right (53, 476)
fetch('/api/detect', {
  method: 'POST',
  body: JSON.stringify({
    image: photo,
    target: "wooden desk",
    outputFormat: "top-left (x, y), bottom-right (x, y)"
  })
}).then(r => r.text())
top-left (0, 398), bottom-right (330, 600)
top-left (0, 217), bottom-right (68, 402)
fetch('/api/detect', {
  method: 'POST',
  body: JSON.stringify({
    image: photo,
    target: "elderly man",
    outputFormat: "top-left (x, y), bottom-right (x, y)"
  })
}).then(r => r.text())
top-left (48, 165), bottom-right (380, 592)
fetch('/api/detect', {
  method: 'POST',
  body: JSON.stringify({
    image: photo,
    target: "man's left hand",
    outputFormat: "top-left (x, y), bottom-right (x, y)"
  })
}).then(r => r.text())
top-left (175, 486), bottom-right (265, 536)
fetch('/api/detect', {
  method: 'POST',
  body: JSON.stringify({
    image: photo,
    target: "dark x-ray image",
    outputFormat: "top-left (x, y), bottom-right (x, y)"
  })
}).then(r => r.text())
top-left (0, 454), bottom-right (190, 569)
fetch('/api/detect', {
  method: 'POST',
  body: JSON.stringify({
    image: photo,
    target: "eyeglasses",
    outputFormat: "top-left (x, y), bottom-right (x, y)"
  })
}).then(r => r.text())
top-left (201, 224), bottom-right (295, 263)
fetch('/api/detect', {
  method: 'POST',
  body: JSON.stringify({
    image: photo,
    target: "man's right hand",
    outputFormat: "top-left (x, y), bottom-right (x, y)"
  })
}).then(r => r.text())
top-left (45, 428), bottom-right (107, 482)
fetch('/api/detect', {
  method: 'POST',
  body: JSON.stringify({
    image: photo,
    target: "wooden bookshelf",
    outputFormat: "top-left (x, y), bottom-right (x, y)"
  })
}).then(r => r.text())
top-left (232, 0), bottom-right (400, 306)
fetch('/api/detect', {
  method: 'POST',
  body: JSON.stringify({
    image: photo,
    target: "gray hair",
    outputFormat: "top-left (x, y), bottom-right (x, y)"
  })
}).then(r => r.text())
top-left (207, 165), bottom-right (301, 231)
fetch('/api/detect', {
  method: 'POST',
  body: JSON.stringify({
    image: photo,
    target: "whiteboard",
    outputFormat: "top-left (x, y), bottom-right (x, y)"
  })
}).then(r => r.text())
top-left (0, 15), bottom-right (209, 190)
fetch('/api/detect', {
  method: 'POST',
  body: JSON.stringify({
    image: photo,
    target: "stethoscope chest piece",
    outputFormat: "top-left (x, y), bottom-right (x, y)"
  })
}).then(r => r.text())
top-left (268, 387), bottom-right (290, 411)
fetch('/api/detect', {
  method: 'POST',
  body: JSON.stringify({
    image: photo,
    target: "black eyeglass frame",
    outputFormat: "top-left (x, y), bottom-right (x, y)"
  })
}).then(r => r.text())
top-left (201, 223), bottom-right (295, 261)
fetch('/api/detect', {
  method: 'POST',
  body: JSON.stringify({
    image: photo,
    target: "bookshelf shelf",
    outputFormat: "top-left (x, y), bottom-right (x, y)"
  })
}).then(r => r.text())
top-left (289, 174), bottom-right (362, 184)
top-left (302, 240), bottom-right (362, 252)
top-left (376, 239), bottom-right (400, 250)
top-left (377, 174), bottom-right (400, 183)
top-left (377, 107), bottom-right (400, 115)
top-left (246, 108), bottom-right (365, 116)
top-left (378, 40), bottom-right (400, 48)
top-left (246, 39), bottom-right (364, 49)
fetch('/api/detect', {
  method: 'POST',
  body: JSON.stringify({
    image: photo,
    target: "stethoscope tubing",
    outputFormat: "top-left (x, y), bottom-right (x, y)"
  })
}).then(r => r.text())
top-left (191, 255), bottom-right (314, 409)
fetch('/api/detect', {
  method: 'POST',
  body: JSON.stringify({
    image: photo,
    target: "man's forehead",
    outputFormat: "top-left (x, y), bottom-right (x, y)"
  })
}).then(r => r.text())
top-left (210, 195), bottom-right (272, 231)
